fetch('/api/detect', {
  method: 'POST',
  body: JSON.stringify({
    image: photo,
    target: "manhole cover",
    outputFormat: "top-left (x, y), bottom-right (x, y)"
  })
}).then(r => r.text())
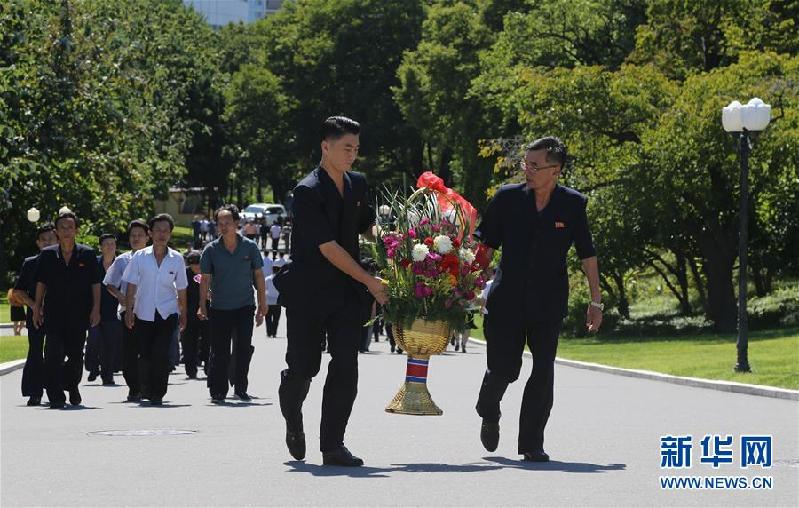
top-left (88, 429), bottom-right (197, 437)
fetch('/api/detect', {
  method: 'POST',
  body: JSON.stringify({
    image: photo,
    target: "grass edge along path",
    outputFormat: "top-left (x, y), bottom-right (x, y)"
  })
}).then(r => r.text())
top-left (470, 316), bottom-right (798, 390)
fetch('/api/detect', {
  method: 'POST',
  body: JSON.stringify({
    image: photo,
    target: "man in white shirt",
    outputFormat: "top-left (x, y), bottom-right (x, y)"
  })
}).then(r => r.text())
top-left (270, 222), bottom-right (282, 257)
top-left (103, 219), bottom-right (149, 402)
top-left (264, 258), bottom-right (284, 337)
top-left (122, 214), bottom-right (188, 405)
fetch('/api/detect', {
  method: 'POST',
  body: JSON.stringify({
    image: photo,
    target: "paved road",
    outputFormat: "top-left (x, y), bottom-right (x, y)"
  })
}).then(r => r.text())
top-left (1, 318), bottom-right (797, 507)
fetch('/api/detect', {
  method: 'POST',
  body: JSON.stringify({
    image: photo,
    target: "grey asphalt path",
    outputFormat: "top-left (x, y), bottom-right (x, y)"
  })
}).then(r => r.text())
top-left (1, 318), bottom-right (797, 507)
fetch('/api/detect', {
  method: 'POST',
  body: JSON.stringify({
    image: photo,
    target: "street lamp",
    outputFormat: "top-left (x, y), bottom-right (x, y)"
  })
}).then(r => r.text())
top-left (722, 97), bottom-right (772, 373)
top-left (27, 207), bottom-right (40, 223)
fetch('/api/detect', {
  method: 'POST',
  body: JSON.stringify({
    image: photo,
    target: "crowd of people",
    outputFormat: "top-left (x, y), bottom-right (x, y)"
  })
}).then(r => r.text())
top-left (10, 116), bottom-right (602, 467)
top-left (10, 204), bottom-right (292, 408)
top-left (191, 213), bottom-right (291, 260)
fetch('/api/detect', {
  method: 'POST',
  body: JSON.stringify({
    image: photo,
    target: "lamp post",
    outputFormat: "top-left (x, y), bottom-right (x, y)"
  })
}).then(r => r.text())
top-left (378, 204), bottom-right (391, 225)
top-left (27, 207), bottom-right (40, 223)
top-left (722, 98), bottom-right (771, 373)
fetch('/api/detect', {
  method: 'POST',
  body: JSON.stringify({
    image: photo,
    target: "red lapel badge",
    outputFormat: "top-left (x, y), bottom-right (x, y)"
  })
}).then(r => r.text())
top-left (555, 221), bottom-right (566, 229)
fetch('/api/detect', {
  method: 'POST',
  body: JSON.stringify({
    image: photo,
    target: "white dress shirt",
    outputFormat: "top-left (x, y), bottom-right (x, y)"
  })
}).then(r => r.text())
top-left (122, 246), bottom-right (188, 321)
top-left (265, 274), bottom-right (279, 306)
top-left (103, 250), bottom-right (134, 315)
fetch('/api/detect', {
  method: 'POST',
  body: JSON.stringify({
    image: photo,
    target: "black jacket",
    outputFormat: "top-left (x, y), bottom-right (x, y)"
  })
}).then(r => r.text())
top-left (276, 167), bottom-right (374, 308)
top-left (475, 184), bottom-right (596, 322)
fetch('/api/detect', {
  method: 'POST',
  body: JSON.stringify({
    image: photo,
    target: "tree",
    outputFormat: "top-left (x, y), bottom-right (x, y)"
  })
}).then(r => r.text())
top-left (224, 64), bottom-right (295, 204)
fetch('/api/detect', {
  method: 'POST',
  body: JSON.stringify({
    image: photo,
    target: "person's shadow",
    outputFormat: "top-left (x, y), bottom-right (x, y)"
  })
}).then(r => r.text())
top-left (285, 458), bottom-right (625, 478)
top-left (285, 461), bottom-right (505, 478)
top-left (484, 456), bottom-right (626, 473)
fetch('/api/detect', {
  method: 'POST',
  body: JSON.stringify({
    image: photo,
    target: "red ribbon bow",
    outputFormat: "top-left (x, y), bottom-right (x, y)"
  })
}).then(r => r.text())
top-left (415, 171), bottom-right (478, 235)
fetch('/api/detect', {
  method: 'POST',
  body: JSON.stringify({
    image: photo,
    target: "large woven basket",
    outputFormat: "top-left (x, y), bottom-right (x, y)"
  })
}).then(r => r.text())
top-left (385, 318), bottom-right (451, 416)
top-left (394, 319), bottom-right (450, 359)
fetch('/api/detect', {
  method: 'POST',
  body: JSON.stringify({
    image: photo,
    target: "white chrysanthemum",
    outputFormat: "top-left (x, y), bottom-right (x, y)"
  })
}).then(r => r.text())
top-left (433, 235), bottom-right (453, 254)
top-left (459, 248), bottom-right (475, 264)
top-left (412, 243), bottom-right (430, 262)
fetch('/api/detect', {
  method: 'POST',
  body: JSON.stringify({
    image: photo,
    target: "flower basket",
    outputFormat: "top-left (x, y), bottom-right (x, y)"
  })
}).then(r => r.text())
top-left (376, 172), bottom-right (486, 416)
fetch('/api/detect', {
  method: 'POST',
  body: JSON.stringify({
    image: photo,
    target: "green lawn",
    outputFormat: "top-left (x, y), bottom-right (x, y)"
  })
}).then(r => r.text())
top-left (470, 315), bottom-right (799, 389)
top-left (0, 303), bottom-right (9, 323)
top-left (0, 335), bottom-right (27, 363)
top-left (171, 225), bottom-right (194, 251)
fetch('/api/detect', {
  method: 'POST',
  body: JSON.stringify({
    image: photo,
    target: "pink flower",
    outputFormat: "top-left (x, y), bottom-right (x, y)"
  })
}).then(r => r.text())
top-left (419, 218), bottom-right (430, 226)
top-left (414, 282), bottom-right (433, 299)
top-left (408, 228), bottom-right (416, 238)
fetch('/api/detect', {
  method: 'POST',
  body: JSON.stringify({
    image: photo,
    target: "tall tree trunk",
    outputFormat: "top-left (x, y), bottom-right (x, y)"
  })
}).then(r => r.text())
top-left (438, 146), bottom-right (453, 186)
top-left (256, 171), bottom-right (264, 202)
top-left (611, 271), bottom-right (630, 319)
top-left (687, 255), bottom-right (707, 313)
top-left (699, 241), bottom-right (737, 332)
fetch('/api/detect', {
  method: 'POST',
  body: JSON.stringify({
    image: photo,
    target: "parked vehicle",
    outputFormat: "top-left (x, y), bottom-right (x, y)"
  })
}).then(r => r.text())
top-left (241, 203), bottom-right (287, 226)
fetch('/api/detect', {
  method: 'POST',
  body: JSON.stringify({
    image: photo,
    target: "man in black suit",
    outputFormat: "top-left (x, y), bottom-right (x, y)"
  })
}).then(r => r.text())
top-left (12, 223), bottom-right (58, 406)
top-left (275, 116), bottom-right (387, 467)
top-left (33, 211), bottom-right (102, 409)
top-left (473, 137), bottom-right (603, 462)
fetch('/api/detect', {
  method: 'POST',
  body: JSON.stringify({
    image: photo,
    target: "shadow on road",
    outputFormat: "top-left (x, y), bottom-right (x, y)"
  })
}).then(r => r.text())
top-left (484, 456), bottom-right (626, 473)
top-left (133, 403), bottom-right (193, 409)
top-left (204, 401), bottom-right (273, 407)
top-left (285, 460), bottom-right (505, 478)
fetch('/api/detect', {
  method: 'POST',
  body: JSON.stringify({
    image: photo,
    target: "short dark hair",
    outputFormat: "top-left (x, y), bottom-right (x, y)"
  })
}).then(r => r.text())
top-left (184, 250), bottom-right (201, 265)
top-left (128, 219), bottom-right (149, 235)
top-left (320, 115), bottom-right (360, 142)
top-left (148, 213), bottom-right (175, 231)
top-left (55, 211), bottom-right (79, 228)
top-left (525, 136), bottom-right (569, 168)
top-left (214, 204), bottom-right (240, 221)
top-left (36, 222), bottom-right (55, 240)
top-left (99, 233), bottom-right (116, 244)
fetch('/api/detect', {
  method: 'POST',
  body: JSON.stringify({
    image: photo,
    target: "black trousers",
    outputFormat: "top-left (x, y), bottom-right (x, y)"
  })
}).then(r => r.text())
top-left (121, 311), bottom-right (140, 394)
top-left (265, 305), bottom-right (282, 337)
top-left (21, 326), bottom-right (45, 398)
top-left (85, 319), bottom-right (122, 382)
top-left (208, 305), bottom-right (255, 397)
top-left (270, 236), bottom-right (280, 253)
top-left (134, 313), bottom-right (176, 401)
top-left (476, 315), bottom-right (561, 454)
top-left (279, 293), bottom-right (361, 452)
top-left (181, 318), bottom-right (203, 377)
top-left (44, 326), bottom-right (87, 404)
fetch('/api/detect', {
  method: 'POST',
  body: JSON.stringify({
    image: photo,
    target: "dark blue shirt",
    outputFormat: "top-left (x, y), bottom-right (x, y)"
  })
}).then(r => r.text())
top-left (13, 254), bottom-right (39, 328)
top-left (34, 243), bottom-right (102, 331)
top-left (97, 255), bottom-right (119, 321)
top-left (475, 184), bottom-right (596, 321)
top-left (278, 167), bottom-right (373, 307)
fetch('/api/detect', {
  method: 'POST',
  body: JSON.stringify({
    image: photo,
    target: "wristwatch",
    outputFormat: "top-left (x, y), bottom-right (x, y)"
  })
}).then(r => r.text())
top-left (590, 301), bottom-right (604, 311)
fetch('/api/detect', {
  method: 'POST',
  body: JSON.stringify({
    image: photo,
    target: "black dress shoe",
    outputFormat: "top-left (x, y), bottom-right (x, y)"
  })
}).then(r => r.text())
top-left (126, 390), bottom-right (142, 402)
top-left (49, 401), bottom-right (65, 409)
top-left (211, 396), bottom-right (225, 404)
top-left (150, 399), bottom-right (163, 406)
top-left (522, 450), bottom-right (550, 462)
top-left (68, 389), bottom-right (82, 406)
top-left (27, 396), bottom-right (42, 406)
top-left (285, 422), bottom-right (306, 461)
top-left (102, 379), bottom-right (116, 386)
top-left (480, 419), bottom-right (500, 452)
top-left (234, 391), bottom-right (251, 401)
top-left (322, 446), bottom-right (364, 467)
top-left (87, 371), bottom-right (99, 382)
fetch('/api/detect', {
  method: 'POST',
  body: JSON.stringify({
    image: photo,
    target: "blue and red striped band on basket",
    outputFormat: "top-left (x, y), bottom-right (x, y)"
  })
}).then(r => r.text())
top-left (405, 358), bottom-right (429, 384)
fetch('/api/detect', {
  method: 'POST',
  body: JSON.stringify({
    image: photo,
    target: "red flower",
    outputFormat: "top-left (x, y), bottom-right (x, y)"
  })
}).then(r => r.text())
top-left (423, 237), bottom-right (433, 246)
top-left (440, 254), bottom-right (459, 277)
top-left (399, 259), bottom-right (411, 268)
